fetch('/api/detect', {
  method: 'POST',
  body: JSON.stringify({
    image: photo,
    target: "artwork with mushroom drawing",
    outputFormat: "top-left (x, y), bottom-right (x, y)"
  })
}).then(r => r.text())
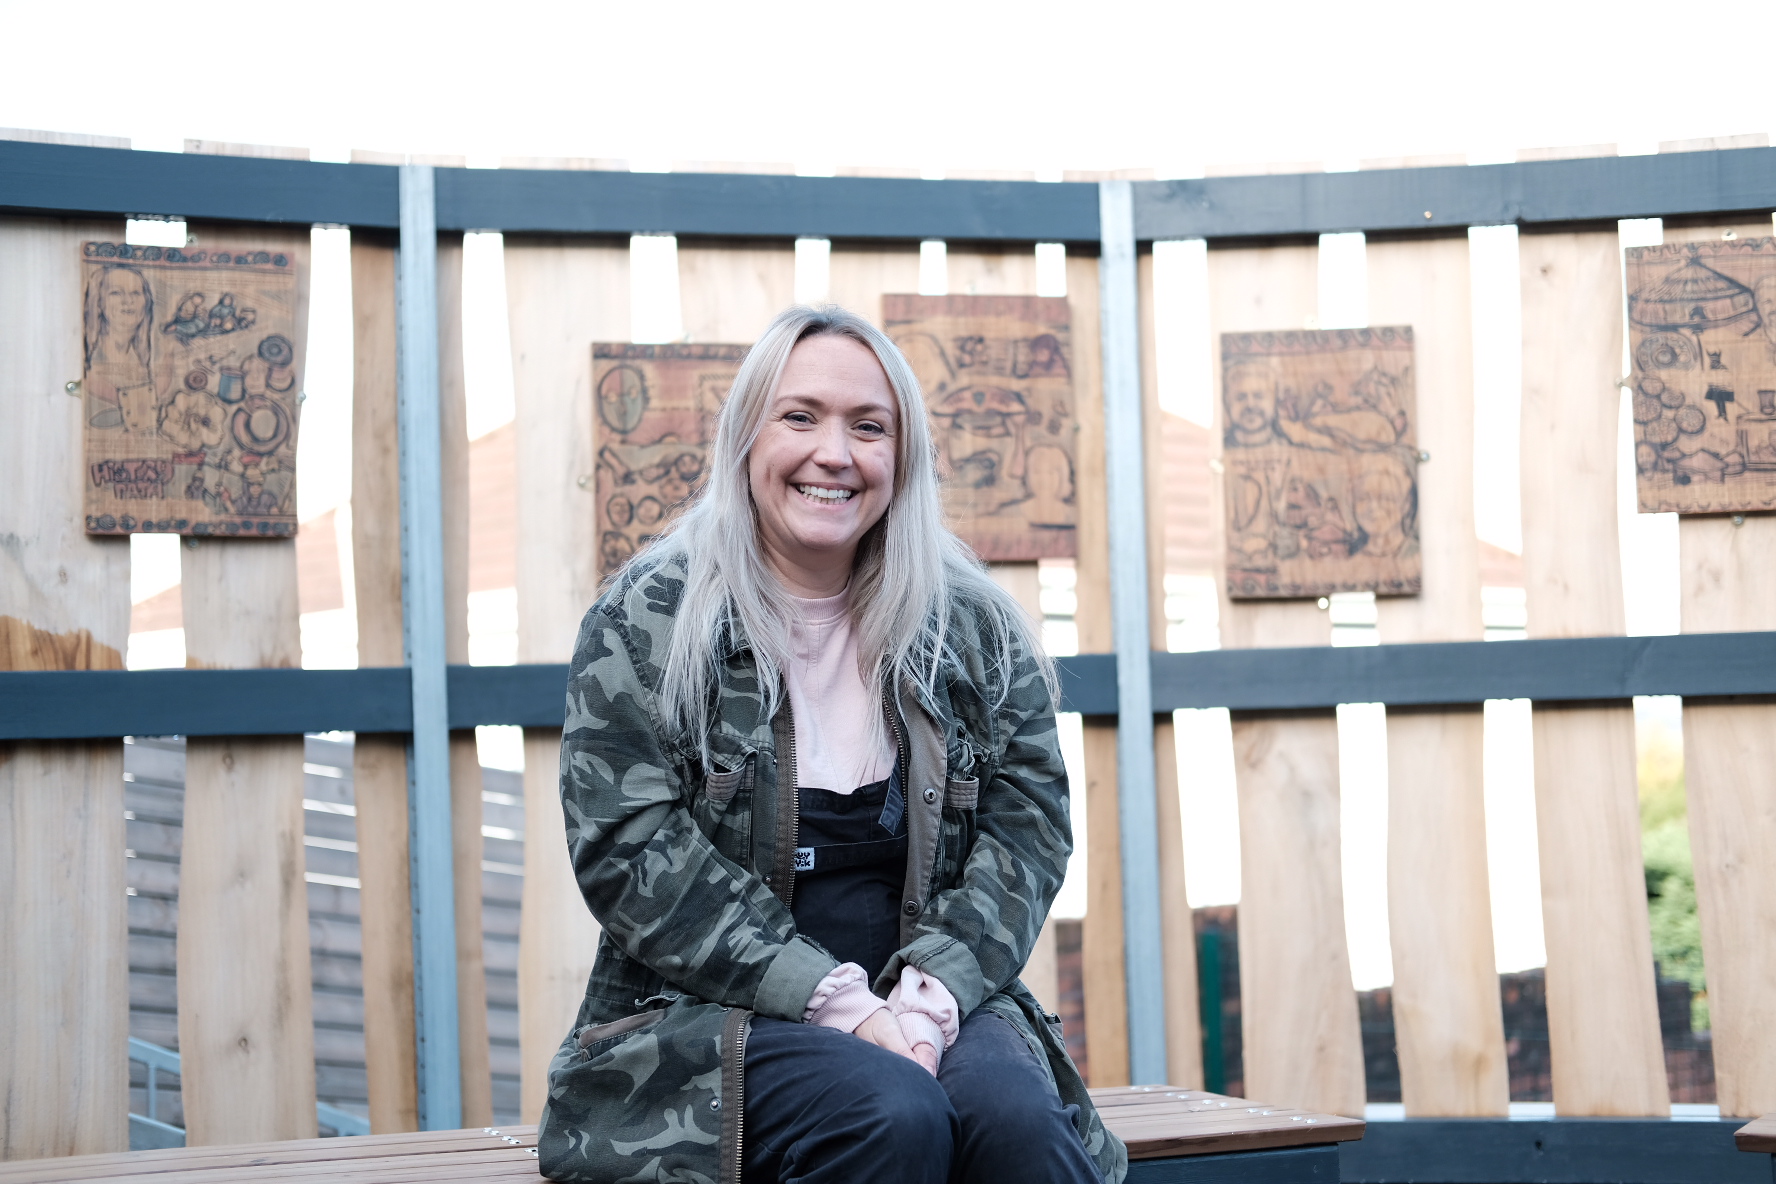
top-left (81, 241), bottom-right (301, 536)
top-left (883, 294), bottom-right (1078, 561)
top-left (591, 342), bottom-right (745, 578)
top-left (1626, 237), bottom-right (1776, 514)
top-left (1220, 327), bottom-right (1421, 599)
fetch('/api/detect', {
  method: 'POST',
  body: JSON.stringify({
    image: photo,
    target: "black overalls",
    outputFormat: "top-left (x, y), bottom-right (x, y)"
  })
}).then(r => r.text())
top-left (740, 764), bottom-right (1101, 1183)
top-left (790, 766), bottom-right (907, 982)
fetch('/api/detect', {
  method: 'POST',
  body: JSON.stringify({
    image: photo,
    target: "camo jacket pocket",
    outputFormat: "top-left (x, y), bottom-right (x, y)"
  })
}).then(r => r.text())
top-left (691, 750), bottom-right (753, 863)
top-left (538, 997), bottom-right (738, 1183)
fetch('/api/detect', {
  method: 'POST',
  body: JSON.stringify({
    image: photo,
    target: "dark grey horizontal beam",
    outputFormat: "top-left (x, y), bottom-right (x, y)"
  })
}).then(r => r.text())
top-left (1154, 631), bottom-right (1776, 712)
top-left (1341, 1118), bottom-right (1763, 1184)
top-left (0, 139), bottom-right (397, 227)
top-left (441, 167), bottom-right (1100, 241)
top-left (3, 632), bottom-right (1773, 740)
top-left (1058, 653), bottom-right (1118, 714)
top-left (8, 139), bottom-right (1776, 242)
top-left (0, 140), bottom-right (1096, 242)
top-left (0, 665), bottom-right (567, 740)
top-left (1133, 147), bottom-right (1776, 239)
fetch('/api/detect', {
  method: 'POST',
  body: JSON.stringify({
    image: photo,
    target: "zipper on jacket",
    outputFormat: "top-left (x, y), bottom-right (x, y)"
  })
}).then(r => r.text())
top-left (720, 1008), bottom-right (750, 1184)
top-left (881, 684), bottom-right (909, 802)
top-left (782, 698), bottom-right (800, 910)
top-left (733, 1019), bottom-right (746, 1184)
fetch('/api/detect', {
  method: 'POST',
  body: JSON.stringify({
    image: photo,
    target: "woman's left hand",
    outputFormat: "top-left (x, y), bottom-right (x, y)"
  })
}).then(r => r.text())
top-left (895, 1011), bottom-right (941, 1074)
top-left (854, 1006), bottom-right (933, 1074)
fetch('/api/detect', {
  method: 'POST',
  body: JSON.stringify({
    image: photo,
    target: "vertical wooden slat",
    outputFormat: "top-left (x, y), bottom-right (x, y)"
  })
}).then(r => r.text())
top-left (945, 245), bottom-right (1038, 297)
top-left (348, 228), bottom-right (419, 1133)
top-left (436, 232), bottom-right (495, 1127)
top-left (954, 243), bottom-right (1139, 1073)
top-left (677, 239), bottom-right (795, 341)
top-left (1067, 249), bottom-right (1130, 1086)
top-left (948, 244), bottom-right (1052, 994)
top-left (177, 221), bottom-right (318, 1145)
top-left (347, 150), bottom-right (494, 1128)
top-left (0, 211), bottom-right (130, 1160)
top-left (827, 245), bottom-right (920, 325)
top-left (504, 236), bottom-right (629, 1122)
top-left (833, 240), bottom-right (1070, 1011)
top-left (1518, 225), bottom-right (1668, 1116)
top-left (1368, 233), bottom-right (1508, 1116)
top-left (1210, 241), bottom-right (1365, 1117)
top-left (1663, 213), bottom-right (1776, 1118)
top-left (1139, 248), bottom-right (1203, 1089)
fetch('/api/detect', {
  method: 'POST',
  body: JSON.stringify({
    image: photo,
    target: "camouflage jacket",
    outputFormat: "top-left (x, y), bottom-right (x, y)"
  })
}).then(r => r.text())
top-left (537, 555), bottom-right (1127, 1184)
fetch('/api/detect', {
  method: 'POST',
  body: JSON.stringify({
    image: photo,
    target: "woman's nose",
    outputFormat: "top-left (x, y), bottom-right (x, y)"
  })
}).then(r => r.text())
top-left (810, 422), bottom-right (851, 468)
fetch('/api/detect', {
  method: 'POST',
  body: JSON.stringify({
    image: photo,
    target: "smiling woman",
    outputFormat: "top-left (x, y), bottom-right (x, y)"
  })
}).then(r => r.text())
top-left (746, 333), bottom-right (899, 598)
top-left (537, 306), bottom-right (1124, 1184)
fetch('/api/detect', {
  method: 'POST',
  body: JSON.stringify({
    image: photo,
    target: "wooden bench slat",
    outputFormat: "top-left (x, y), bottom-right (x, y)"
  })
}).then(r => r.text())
top-left (2, 1090), bottom-right (1362, 1177)
top-left (4, 1146), bottom-right (539, 1184)
top-left (118, 1146), bottom-right (537, 1184)
top-left (0, 1128), bottom-right (536, 1181)
top-left (1736, 1114), bottom-right (1776, 1154)
top-left (1088, 1086), bottom-right (1363, 1159)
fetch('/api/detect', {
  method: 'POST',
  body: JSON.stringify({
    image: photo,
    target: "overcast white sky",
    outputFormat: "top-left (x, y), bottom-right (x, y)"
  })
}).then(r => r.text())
top-left (6, 0), bottom-right (1773, 171)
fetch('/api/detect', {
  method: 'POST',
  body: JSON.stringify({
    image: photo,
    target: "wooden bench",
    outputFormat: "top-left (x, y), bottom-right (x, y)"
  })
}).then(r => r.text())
top-left (1095, 1088), bottom-right (1362, 1182)
top-left (0, 1088), bottom-right (1361, 1182)
top-left (1737, 1114), bottom-right (1776, 1173)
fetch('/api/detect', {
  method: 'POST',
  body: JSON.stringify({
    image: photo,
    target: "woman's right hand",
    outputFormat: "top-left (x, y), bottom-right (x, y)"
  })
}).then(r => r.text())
top-left (853, 1006), bottom-right (933, 1074)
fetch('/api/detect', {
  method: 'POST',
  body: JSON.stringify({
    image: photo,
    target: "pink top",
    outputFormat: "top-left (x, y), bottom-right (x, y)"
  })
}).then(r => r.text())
top-left (786, 587), bottom-right (959, 1071)
top-left (785, 587), bottom-right (894, 792)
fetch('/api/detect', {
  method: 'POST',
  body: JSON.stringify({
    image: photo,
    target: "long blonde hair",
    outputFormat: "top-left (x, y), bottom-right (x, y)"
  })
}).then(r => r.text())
top-left (639, 304), bottom-right (1054, 754)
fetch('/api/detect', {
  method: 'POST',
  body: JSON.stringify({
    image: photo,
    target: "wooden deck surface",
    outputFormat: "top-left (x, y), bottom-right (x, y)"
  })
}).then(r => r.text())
top-left (0, 1088), bottom-right (1361, 1180)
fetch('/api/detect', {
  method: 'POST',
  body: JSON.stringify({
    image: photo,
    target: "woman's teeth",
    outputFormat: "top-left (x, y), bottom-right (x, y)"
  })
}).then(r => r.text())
top-left (796, 485), bottom-right (854, 503)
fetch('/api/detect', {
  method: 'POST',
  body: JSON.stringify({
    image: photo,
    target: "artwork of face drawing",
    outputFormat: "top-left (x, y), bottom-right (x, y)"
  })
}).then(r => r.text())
top-left (84, 263), bottom-right (156, 434)
top-left (1223, 362), bottom-right (1281, 448)
top-left (1219, 327), bottom-right (1421, 598)
top-left (932, 385), bottom-right (1031, 512)
top-left (81, 241), bottom-right (301, 537)
top-left (591, 342), bottom-right (744, 579)
top-left (883, 294), bottom-right (1078, 562)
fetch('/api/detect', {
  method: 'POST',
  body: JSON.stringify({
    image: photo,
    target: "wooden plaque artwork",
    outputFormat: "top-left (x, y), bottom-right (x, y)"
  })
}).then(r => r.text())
top-left (1626, 238), bottom-right (1776, 514)
top-left (592, 342), bottom-right (745, 577)
top-left (882, 294), bottom-right (1078, 561)
top-left (81, 241), bottom-right (301, 536)
top-left (1221, 327), bottom-right (1421, 598)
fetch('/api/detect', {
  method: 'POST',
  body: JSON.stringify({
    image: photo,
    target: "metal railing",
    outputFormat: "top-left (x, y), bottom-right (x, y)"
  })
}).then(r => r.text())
top-left (128, 1037), bottom-right (370, 1149)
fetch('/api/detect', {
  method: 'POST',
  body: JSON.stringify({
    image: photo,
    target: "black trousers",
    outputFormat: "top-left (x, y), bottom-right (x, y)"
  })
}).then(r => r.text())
top-left (742, 1010), bottom-right (1100, 1184)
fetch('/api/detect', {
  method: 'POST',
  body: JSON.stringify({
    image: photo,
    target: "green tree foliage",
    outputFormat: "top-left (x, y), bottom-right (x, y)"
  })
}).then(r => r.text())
top-left (1638, 723), bottom-right (1706, 1031)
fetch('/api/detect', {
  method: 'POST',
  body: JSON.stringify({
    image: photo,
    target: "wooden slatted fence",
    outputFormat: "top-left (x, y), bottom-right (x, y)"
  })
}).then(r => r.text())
top-left (4, 139), bottom-right (1776, 1170)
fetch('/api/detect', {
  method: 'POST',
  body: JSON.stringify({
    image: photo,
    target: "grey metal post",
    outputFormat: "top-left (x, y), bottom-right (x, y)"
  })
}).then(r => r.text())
top-left (1097, 180), bottom-right (1168, 1085)
top-left (397, 162), bottom-right (463, 1129)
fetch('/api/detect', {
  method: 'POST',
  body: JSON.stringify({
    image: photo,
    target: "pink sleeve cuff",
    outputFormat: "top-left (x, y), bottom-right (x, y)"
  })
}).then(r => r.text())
top-left (895, 1010), bottom-right (944, 1068)
top-left (887, 965), bottom-right (960, 1049)
top-left (803, 963), bottom-right (886, 1033)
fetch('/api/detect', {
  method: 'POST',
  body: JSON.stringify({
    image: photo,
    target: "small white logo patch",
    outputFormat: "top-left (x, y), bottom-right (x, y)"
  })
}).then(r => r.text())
top-left (794, 847), bottom-right (815, 871)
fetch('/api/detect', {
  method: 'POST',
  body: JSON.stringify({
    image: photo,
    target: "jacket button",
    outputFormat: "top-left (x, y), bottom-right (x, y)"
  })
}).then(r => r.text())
top-left (709, 1097), bottom-right (721, 1111)
top-left (923, 787), bottom-right (938, 804)
top-left (903, 900), bottom-right (919, 916)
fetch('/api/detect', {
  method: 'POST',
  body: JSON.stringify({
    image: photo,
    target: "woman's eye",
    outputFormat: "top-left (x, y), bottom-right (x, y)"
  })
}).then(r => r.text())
top-left (785, 411), bottom-right (815, 426)
top-left (855, 421), bottom-right (885, 436)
